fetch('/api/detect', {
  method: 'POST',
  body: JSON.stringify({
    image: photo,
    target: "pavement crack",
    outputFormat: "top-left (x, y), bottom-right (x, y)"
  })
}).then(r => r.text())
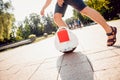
top-left (6, 64), bottom-right (16, 70)
top-left (27, 59), bottom-right (46, 80)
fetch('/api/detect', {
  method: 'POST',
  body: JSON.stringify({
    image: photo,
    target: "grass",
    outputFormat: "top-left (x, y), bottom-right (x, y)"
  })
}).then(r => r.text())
top-left (34, 34), bottom-right (55, 43)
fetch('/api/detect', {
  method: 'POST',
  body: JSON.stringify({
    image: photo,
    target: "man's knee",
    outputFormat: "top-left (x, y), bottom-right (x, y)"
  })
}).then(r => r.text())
top-left (53, 13), bottom-right (63, 22)
top-left (80, 6), bottom-right (90, 15)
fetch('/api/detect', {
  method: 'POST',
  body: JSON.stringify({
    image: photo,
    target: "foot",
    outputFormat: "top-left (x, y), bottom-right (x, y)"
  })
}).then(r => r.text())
top-left (107, 26), bottom-right (117, 46)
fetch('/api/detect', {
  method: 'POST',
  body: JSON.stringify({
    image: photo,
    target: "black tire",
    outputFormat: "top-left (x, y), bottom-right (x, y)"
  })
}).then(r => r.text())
top-left (63, 47), bottom-right (76, 53)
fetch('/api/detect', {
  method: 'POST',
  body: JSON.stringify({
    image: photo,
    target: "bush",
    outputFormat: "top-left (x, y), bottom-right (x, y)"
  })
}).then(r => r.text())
top-left (28, 34), bottom-right (36, 42)
top-left (15, 36), bottom-right (23, 41)
top-left (0, 37), bottom-right (4, 42)
top-left (52, 31), bottom-right (56, 35)
top-left (43, 33), bottom-right (48, 37)
top-left (113, 17), bottom-right (119, 20)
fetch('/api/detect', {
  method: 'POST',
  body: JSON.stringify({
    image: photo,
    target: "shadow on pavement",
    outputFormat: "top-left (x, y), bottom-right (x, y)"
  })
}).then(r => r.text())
top-left (113, 45), bottom-right (120, 48)
top-left (57, 52), bottom-right (94, 80)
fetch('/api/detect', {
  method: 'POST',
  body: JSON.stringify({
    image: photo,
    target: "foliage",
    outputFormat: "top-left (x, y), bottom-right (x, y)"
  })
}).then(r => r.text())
top-left (105, 0), bottom-right (120, 20)
top-left (84, 0), bottom-right (110, 14)
top-left (28, 34), bottom-right (36, 41)
top-left (28, 34), bottom-right (36, 39)
top-left (43, 33), bottom-right (48, 37)
top-left (23, 13), bottom-right (45, 37)
top-left (28, 13), bottom-right (42, 36)
top-left (52, 31), bottom-right (55, 35)
top-left (16, 13), bottom-right (57, 40)
top-left (16, 23), bottom-right (24, 39)
top-left (15, 35), bottom-right (23, 41)
top-left (42, 14), bottom-right (57, 34)
top-left (84, 0), bottom-right (120, 20)
top-left (0, 0), bottom-right (15, 42)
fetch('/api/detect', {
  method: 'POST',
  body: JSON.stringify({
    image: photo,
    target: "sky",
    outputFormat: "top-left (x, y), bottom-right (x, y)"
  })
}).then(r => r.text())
top-left (7, 0), bottom-right (73, 21)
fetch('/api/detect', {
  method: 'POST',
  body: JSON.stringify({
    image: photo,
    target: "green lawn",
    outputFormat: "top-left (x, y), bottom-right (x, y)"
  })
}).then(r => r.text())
top-left (34, 34), bottom-right (55, 43)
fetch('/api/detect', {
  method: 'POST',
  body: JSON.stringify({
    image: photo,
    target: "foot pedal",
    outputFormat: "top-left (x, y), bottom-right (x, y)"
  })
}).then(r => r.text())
top-left (57, 29), bottom-right (70, 43)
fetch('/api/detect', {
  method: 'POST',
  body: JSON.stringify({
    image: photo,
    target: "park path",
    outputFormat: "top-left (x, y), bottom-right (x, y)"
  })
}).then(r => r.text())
top-left (0, 20), bottom-right (120, 80)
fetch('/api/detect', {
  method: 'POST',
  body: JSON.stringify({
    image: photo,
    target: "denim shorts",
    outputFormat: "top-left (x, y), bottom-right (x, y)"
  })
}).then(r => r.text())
top-left (54, 0), bottom-right (87, 17)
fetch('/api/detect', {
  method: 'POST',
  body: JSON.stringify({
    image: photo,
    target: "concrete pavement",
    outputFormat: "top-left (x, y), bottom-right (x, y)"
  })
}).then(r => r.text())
top-left (0, 20), bottom-right (120, 80)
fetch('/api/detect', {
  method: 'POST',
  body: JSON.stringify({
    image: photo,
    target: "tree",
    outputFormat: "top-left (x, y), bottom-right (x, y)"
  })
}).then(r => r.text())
top-left (85, 0), bottom-right (110, 14)
top-left (16, 13), bottom-right (57, 39)
top-left (16, 13), bottom-right (44, 39)
top-left (84, 0), bottom-right (111, 20)
top-left (28, 13), bottom-right (43, 36)
top-left (85, 0), bottom-right (120, 20)
top-left (16, 22), bottom-right (24, 39)
top-left (42, 14), bottom-right (57, 34)
top-left (106, 0), bottom-right (120, 19)
top-left (0, 0), bottom-right (15, 42)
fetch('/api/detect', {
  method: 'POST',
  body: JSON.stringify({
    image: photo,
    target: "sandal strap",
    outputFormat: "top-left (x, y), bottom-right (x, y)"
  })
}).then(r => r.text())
top-left (107, 26), bottom-right (117, 46)
top-left (107, 38), bottom-right (116, 42)
top-left (106, 26), bottom-right (114, 36)
top-left (106, 32), bottom-right (113, 36)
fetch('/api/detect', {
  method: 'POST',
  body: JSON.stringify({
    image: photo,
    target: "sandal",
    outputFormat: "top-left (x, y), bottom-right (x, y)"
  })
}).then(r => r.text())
top-left (106, 26), bottom-right (117, 46)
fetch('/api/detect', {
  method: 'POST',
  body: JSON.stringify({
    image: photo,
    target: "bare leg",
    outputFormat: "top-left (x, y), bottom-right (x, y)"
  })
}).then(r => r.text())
top-left (80, 6), bottom-right (112, 33)
top-left (80, 6), bottom-right (115, 45)
top-left (53, 13), bottom-right (67, 27)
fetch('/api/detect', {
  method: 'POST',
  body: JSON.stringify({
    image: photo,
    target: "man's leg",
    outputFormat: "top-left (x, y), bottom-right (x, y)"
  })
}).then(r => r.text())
top-left (80, 6), bottom-right (112, 33)
top-left (53, 13), bottom-right (67, 27)
top-left (80, 6), bottom-right (116, 46)
top-left (54, 2), bottom-right (68, 27)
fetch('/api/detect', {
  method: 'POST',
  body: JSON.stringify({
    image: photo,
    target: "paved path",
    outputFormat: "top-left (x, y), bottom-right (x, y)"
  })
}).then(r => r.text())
top-left (0, 20), bottom-right (120, 80)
